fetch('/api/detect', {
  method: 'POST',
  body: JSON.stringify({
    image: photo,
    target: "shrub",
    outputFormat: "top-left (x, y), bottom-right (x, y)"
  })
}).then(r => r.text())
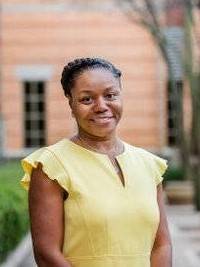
top-left (0, 161), bottom-right (29, 263)
top-left (163, 165), bottom-right (184, 184)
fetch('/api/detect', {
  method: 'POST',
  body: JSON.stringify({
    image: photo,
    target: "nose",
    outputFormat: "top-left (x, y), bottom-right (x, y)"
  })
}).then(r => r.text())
top-left (93, 97), bottom-right (108, 113)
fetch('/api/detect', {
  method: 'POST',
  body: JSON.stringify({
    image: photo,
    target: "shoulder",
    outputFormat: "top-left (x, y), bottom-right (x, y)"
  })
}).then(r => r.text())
top-left (21, 138), bottom-right (69, 181)
top-left (22, 139), bottom-right (67, 160)
top-left (21, 139), bottom-right (71, 192)
top-left (124, 142), bottom-right (157, 160)
top-left (28, 139), bottom-right (73, 162)
top-left (45, 138), bottom-right (68, 155)
top-left (124, 142), bottom-right (168, 185)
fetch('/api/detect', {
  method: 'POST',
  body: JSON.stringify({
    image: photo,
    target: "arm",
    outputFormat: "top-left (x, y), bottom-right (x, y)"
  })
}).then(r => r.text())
top-left (151, 184), bottom-right (172, 267)
top-left (29, 163), bottom-right (72, 267)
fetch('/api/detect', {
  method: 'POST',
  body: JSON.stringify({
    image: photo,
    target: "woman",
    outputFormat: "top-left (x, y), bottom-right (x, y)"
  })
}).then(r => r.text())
top-left (21, 57), bottom-right (172, 267)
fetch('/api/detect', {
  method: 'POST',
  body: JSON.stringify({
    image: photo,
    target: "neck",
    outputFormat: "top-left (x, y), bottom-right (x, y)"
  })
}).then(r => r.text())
top-left (72, 130), bottom-right (123, 157)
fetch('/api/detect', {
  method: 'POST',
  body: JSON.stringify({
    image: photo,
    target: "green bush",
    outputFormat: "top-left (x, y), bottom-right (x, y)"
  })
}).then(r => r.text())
top-left (0, 160), bottom-right (29, 263)
top-left (163, 165), bottom-right (184, 184)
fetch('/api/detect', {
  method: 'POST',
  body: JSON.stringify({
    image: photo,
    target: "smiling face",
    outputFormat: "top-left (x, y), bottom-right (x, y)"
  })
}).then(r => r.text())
top-left (69, 68), bottom-right (123, 139)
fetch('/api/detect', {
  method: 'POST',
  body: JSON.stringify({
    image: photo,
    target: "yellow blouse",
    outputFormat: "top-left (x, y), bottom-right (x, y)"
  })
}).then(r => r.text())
top-left (21, 139), bottom-right (167, 267)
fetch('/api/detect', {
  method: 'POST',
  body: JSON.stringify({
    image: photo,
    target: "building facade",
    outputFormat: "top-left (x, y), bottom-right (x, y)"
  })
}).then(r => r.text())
top-left (0, 0), bottom-right (169, 157)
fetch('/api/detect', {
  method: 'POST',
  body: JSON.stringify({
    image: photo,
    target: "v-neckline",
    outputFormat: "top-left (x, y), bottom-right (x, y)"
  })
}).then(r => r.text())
top-left (65, 138), bottom-right (128, 189)
top-left (108, 156), bottom-right (126, 188)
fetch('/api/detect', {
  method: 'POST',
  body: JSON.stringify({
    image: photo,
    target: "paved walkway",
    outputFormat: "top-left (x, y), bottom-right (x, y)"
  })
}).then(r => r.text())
top-left (167, 205), bottom-right (200, 267)
top-left (1, 205), bottom-right (200, 267)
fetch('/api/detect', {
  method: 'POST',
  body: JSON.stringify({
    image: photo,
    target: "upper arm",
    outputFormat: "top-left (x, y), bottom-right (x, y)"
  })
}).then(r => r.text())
top-left (29, 163), bottom-right (65, 257)
top-left (153, 183), bottom-right (172, 249)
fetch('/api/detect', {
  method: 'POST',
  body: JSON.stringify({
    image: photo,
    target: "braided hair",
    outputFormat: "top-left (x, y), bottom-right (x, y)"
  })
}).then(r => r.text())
top-left (61, 57), bottom-right (122, 97)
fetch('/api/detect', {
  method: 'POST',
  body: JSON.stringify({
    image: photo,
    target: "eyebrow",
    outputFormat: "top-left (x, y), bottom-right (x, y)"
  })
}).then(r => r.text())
top-left (104, 86), bottom-right (120, 92)
top-left (79, 90), bottom-right (93, 94)
top-left (79, 86), bottom-right (117, 93)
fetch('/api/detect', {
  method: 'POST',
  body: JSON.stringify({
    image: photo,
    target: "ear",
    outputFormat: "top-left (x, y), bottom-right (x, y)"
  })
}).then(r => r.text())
top-left (67, 96), bottom-right (75, 118)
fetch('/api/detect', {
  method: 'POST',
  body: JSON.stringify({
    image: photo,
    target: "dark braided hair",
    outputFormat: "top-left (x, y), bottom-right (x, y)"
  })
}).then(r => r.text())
top-left (61, 57), bottom-right (122, 97)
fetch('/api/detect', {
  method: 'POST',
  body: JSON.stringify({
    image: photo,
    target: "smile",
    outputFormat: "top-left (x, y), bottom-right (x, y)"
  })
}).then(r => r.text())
top-left (91, 117), bottom-right (114, 123)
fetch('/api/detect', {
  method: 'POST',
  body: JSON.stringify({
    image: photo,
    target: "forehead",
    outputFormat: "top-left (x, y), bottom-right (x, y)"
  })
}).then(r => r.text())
top-left (73, 68), bottom-right (120, 92)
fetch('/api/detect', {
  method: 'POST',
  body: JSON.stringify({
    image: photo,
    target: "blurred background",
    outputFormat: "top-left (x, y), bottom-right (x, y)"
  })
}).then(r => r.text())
top-left (0, 0), bottom-right (199, 266)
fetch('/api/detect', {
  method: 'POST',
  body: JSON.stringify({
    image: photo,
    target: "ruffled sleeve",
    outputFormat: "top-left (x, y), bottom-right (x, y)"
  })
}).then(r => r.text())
top-left (20, 147), bottom-right (70, 193)
top-left (151, 154), bottom-right (168, 185)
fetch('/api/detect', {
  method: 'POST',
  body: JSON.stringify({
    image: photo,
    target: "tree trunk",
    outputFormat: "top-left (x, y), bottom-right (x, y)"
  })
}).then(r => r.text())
top-left (189, 74), bottom-right (200, 209)
top-left (168, 69), bottom-right (190, 179)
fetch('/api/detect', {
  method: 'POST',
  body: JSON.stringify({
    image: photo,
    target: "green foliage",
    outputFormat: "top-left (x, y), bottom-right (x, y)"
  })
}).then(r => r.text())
top-left (163, 165), bottom-right (185, 184)
top-left (0, 160), bottom-right (29, 263)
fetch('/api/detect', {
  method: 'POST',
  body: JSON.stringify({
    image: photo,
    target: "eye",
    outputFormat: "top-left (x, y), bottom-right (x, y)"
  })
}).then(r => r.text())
top-left (80, 96), bottom-right (93, 104)
top-left (105, 93), bottom-right (118, 100)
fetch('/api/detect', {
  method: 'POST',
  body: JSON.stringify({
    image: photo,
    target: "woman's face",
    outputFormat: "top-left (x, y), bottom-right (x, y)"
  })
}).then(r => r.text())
top-left (69, 68), bottom-right (123, 139)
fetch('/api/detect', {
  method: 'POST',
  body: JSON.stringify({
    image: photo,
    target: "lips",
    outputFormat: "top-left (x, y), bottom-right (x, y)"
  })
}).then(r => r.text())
top-left (90, 116), bottom-right (114, 124)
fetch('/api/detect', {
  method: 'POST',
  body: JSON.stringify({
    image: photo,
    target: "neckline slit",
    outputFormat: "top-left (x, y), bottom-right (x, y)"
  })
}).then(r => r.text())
top-left (110, 157), bottom-right (126, 188)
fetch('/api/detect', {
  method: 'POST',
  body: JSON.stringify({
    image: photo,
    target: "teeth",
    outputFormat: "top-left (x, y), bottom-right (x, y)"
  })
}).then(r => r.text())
top-left (95, 117), bottom-right (112, 122)
top-left (96, 117), bottom-right (112, 119)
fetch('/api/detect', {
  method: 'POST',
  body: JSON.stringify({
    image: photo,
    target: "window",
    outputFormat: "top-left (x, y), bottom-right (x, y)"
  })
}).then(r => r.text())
top-left (24, 81), bottom-right (46, 148)
top-left (167, 80), bottom-right (183, 146)
top-left (163, 27), bottom-right (184, 146)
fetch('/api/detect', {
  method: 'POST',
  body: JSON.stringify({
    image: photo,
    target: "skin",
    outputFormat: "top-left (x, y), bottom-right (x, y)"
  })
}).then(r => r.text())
top-left (29, 164), bottom-right (71, 267)
top-left (151, 184), bottom-right (172, 267)
top-left (69, 68), bottom-right (123, 155)
top-left (29, 68), bottom-right (172, 266)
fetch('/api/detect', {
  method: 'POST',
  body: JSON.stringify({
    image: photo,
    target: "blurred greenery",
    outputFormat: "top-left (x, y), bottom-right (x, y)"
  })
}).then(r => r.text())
top-left (0, 160), bottom-right (29, 263)
top-left (163, 164), bottom-right (184, 184)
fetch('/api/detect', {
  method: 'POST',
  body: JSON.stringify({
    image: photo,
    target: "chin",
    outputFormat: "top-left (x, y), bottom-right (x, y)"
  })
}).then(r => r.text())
top-left (90, 127), bottom-right (116, 138)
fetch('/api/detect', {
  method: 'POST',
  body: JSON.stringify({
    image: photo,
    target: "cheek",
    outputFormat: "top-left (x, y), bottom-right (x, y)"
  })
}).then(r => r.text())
top-left (113, 100), bottom-right (123, 118)
top-left (71, 104), bottom-right (90, 121)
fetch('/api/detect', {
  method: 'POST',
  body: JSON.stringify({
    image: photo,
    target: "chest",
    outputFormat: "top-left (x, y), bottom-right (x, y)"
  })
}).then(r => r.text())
top-left (63, 153), bottom-right (158, 225)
